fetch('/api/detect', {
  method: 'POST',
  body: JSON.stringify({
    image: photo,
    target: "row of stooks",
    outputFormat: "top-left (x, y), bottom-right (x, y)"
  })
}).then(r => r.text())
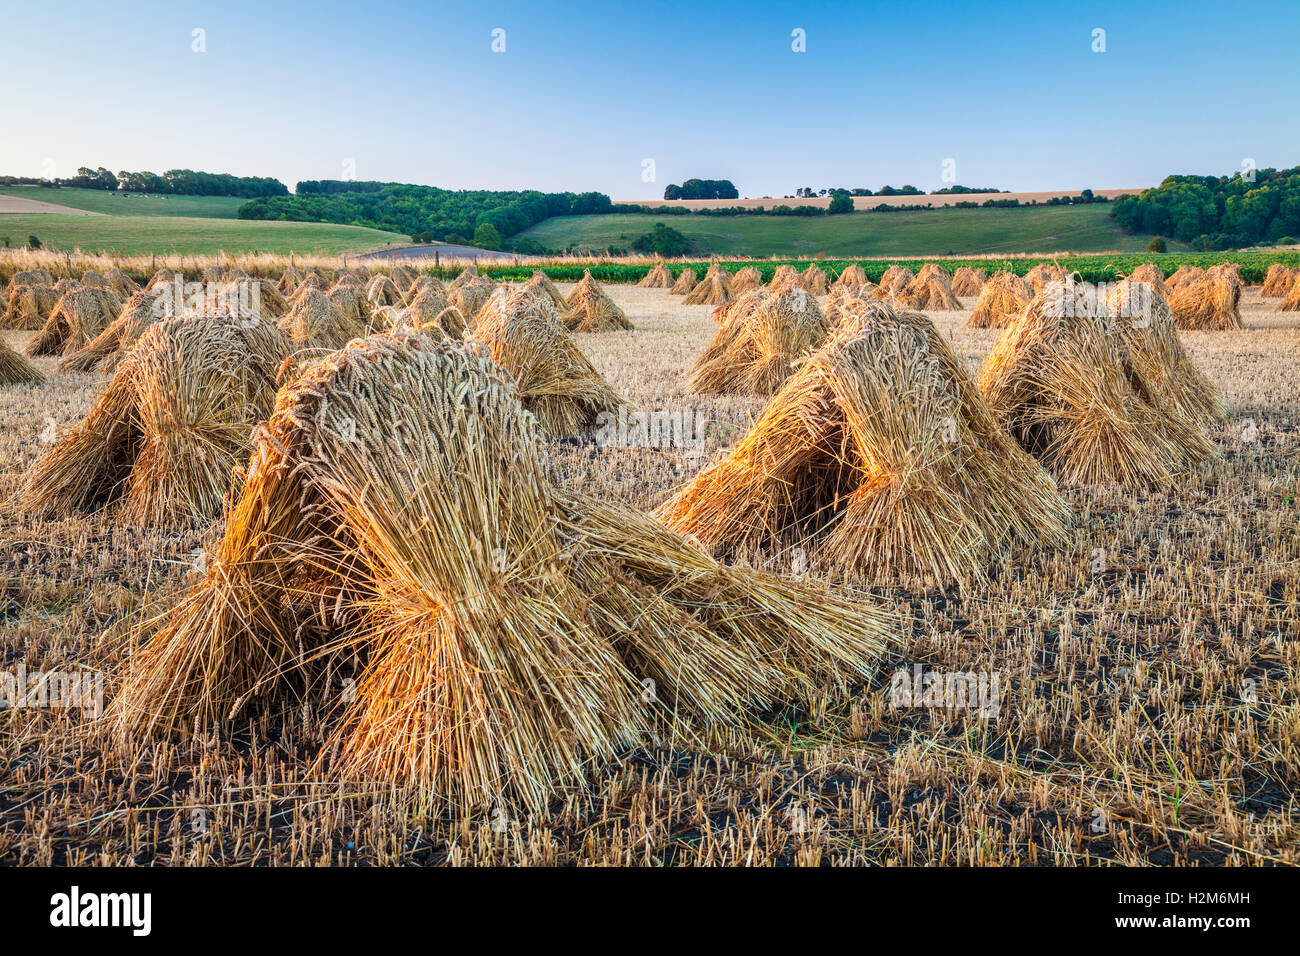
top-left (647, 258), bottom-right (1267, 331)
top-left (1, 262), bottom-right (1229, 814)
top-left (9, 261), bottom-right (1229, 569)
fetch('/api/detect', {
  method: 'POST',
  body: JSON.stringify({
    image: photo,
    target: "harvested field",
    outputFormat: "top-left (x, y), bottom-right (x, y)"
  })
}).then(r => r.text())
top-left (2, 279), bottom-right (1297, 866)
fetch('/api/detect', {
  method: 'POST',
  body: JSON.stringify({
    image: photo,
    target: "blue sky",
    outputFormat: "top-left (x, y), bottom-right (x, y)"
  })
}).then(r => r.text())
top-left (2, 0), bottom-right (1297, 198)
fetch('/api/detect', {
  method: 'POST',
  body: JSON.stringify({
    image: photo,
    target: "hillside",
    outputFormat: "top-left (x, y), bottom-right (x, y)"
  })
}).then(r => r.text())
top-left (0, 214), bottom-right (407, 256)
top-left (0, 185), bottom-right (246, 218)
top-left (517, 203), bottom-right (1173, 258)
top-left (617, 187), bottom-right (1137, 211)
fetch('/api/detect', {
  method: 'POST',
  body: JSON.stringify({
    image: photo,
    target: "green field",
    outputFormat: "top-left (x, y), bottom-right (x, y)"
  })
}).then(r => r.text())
top-left (518, 204), bottom-right (1175, 257)
top-left (0, 214), bottom-right (407, 256)
top-left (0, 184), bottom-right (248, 218)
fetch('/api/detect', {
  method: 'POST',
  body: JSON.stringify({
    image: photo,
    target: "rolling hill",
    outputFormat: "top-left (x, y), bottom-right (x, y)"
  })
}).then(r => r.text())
top-left (517, 203), bottom-right (1172, 258)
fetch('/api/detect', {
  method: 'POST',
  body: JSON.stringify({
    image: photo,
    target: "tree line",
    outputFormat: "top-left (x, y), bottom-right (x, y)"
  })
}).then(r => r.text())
top-left (1113, 166), bottom-right (1300, 250)
top-left (23, 166), bottom-right (289, 197)
top-left (238, 181), bottom-right (616, 248)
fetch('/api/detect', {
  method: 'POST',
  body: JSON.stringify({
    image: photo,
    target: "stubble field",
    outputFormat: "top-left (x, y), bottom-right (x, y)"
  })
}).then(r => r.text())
top-left (0, 286), bottom-right (1297, 865)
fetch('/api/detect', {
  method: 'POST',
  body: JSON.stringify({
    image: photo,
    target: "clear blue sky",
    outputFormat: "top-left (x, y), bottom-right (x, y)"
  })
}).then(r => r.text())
top-left (2, 0), bottom-right (1297, 198)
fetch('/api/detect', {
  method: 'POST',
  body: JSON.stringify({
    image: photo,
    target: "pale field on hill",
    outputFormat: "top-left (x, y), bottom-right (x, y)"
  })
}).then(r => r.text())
top-left (0, 195), bottom-right (103, 216)
top-left (0, 287), bottom-right (1297, 865)
top-left (617, 188), bottom-right (1138, 210)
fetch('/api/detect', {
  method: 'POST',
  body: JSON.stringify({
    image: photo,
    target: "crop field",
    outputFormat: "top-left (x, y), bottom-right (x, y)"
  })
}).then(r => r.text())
top-left (486, 250), bottom-right (1300, 286)
top-left (1, 257), bottom-right (1296, 867)
top-left (0, 186), bottom-right (247, 219)
top-left (0, 214), bottom-right (409, 257)
top-left (516, 204), bottom-right (1173, 257)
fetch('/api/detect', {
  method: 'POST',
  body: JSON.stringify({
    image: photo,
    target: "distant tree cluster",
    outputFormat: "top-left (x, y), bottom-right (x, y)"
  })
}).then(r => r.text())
top-left (54, 166), bottom-right (288, 197)
top-left (930, 185), bottom-right (1007, 195)
top-left (240, 182), bottom-right (615, 245)
top-left (632, 222), bottom-right (691, 256)
top-left (795, 184), bottom-right (925, 198)
top-left (663, 179), bottom-right (739, 200)
top-left (1113, 167), bottom-right (1300, 250)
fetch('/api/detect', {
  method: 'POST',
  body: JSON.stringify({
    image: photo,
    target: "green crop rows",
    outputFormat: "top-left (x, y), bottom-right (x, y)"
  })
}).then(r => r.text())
top-left (453, 251), bottom-right (1300, 286)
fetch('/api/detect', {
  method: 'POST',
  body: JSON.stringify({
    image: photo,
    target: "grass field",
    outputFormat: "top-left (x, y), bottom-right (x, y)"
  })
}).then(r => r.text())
top-left (1, 275), bottom-right (1296, 865)
top-left (0, 213), bottom-right (408, 256)
top-left (0, 185), bottom-right (247, 218)
top-left (518, 204), bottom-right (1174, 257)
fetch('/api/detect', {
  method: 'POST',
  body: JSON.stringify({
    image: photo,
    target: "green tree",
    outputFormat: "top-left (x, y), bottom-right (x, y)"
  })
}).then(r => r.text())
top-left (1146, 236), bottom-right (1167, 252)
top-left (473, 222), bottom-right (502, 250)
top-left (27, 235), bottom-right (41, 249)
top-left (631, 223), bottom-right (690, 256)
top-left (827, 193), bottom-right (854, 214)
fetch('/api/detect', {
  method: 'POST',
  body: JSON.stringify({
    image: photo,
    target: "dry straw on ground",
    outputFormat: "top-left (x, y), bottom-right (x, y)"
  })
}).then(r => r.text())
top-left (833, 264), bottom-right (871, 291)
top-left (19, 314), bottom-right (289, 525)
top-left (327, 284), bottom-right (371, 328)
top-left (279, 287), bottom-right (360, 350)
top-left (366, 274), bottom-right (403, 308)
top-left (768, 264), bottom-right (801, 294)
top-left (401, 275), bottom-right (447, 305)
top-left (691, 288), bottom-right (828, 396)
top-left (0, 336), bottom-right (44, 386)
top-left (683, 265), bottom-right (733, 305)
top-left (798, 264), bottom-right (829, 295)
top-left (1126, 263), bottom-right (1168, 297)
top-left (979, 280), bottom-right (1218, 487)
top-left (564, 271), bottom-right (633, 332)
top-left (448, 265), bottom-right (480, 291)
top-left (397, 285), bottom-right (467, 338)
top-left (869, 265), bottom-right (915, 301)
top-left (105, 330), bottom-right (893, 813)
top-left (901, 264), bottom-right (961, 310)
top-left (1261, 263), bottom-right (1296, 297)
top-left (389, 264), bottom-right (419, 292)
top-left (59, 288), bottom-right (165, 373)
top-left (967, 271), bottom-right (1033, 328)
top-left (524, 271), bottom-right (569, 311)
top-left (4, 267), bottom-right (52, 291)
top-left (1106, 279), bottom-right (1225, 427)
top-left (472, 286), bottom-right (626, 436)
top-left (2, 282), bottom-right (61, 330)
top-left (1168, 264), bottom-right (1243, 330)
top-left (104, 267), bottom-right (139, 298)
top-left (730, 266), bottom-right (763, 294)
top-left (1024, 263), bottom-right (1066, 293)
top-left (1277, 273), bottom-right (1300, 312)
top-left (824, 286), bottom-right (873, 327)
top-left (661, 300), bottom-right (1069, 587)
top-left (249, 282), bottom-right (287, 318)
top-left (448, 278), bottom-right (494, 323)
top-left (27, 287), bottom-right (122, 357)
top-left (637, 264), bottom-right (674, 288)
top-left (1165, 265), bottom-right (1204, 291)
top-left (669, 268), bottom-right (698, 295)
top-left (146, 269), bottom-right (176, 290)
top-left (276, 266), bottom-right (303, 294)
top-left (951, 267), bottom-right (986, 296)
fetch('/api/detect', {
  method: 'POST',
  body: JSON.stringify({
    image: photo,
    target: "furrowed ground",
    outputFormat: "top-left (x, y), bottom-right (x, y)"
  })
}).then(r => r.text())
top-left (0, 287), bottom-right (1296, 865)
